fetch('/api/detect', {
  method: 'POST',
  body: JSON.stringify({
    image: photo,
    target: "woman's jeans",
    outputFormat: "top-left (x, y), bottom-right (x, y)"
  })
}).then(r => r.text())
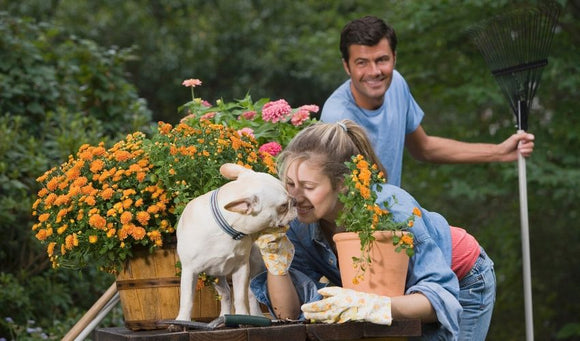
top-left (458, 247), bottom-right (496, 341)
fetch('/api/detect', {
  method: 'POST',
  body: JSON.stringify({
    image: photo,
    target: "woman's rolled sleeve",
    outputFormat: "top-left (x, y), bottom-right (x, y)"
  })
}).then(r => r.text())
top-left (405, 219), bottom-right (462, 339)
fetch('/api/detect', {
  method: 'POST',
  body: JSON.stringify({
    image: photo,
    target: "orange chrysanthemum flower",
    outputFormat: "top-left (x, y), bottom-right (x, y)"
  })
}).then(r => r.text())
top-left (47, 242), bottom-right (56, 257)
top-left (90, 159), bottom-right (105, 173)
top-left (120, 211), bottom-right (133, 224)
top-left (413, 207), bottom-right (422, 217)
top-left (89, 214), bottom-right (107, 229)
top-left (38, 213), bottom-right (50, 223)
top-left (114, 150), bottom-right (132, 162)
top-left (136, 211), bottom-right (150, 226)
top-left (401, 234), bottom-right (414, 247)
top-left (85, 196), bottom-right (96, 206)
top-left (100, 187), bottom-right (114, 200)
top-left (36, 229), bottom-right (48, 241)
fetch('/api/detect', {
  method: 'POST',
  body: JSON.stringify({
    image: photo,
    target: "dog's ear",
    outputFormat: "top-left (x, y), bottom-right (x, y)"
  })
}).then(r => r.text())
top-left (224, 195), bottom-right (260, 215)
top-left (220, 163), bottom-right (254, 180)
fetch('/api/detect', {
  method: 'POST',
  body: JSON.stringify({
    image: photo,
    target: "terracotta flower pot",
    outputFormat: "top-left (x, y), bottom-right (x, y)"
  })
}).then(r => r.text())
top-left (333, 231), bottom-right (410, 297)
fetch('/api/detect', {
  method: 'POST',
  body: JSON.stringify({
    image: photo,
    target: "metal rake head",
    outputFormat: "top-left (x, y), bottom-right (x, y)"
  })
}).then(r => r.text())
top-left (468, 0), bottom-right (560, 130)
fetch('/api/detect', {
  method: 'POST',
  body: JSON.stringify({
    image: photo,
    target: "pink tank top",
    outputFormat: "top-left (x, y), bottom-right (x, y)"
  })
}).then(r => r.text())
top-left (450, 226), bottom-right (480, 280)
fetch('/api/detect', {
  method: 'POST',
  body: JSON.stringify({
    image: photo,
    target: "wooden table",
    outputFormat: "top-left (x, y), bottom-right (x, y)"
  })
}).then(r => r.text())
top-left (94, 319), bottom-right (421, 341)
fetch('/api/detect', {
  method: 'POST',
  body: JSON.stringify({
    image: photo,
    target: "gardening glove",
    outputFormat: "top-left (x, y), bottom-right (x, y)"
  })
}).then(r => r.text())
top-left (301, 287), bottom-right (392, 325)
top-left (255, 226), bottom-right (294, 275)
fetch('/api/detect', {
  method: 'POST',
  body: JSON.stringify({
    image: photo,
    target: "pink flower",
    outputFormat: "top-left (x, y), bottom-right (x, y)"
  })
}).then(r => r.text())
top-left (262, 99), bottom-right (292, 123)
top-left (241, 111), bottom-right (257, 120)
top-left (180, 113), bottom-right (196, 122)
top-left (299, 104), bottom-right (319, 114)
top-left (182, 78), bottom-right (202, 87)
top-left (200, 112), bottom-right (216, 120)
top-left (237, 127), bottom-right (255, 139)
top-left (291, 104), bottom-right (318, 126)
top-left (201, 100), bottom-right (212, 107)
top-left (291, 109), bottom-right (310, 126)
top-left (259, 142), bottom-right (283, 157)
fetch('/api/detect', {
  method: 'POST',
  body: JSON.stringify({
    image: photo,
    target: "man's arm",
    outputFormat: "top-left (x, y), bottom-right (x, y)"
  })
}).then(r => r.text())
top-left (405, 125), bottom-right (535, 164)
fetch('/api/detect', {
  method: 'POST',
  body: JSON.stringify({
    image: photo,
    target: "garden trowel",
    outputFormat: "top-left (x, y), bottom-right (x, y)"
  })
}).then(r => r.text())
top-left (158, 314), bottom-right (276, 331)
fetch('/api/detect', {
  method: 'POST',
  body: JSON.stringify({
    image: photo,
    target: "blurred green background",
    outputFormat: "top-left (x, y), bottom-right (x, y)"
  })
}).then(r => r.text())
top-left (1, 0), bottom-right (579, 339)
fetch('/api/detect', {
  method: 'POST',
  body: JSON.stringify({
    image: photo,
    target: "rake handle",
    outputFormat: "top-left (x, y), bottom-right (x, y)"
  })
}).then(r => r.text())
top-left (62, 282), bottom-right (118, 341)
top-left (517, 129), bottom-right (534, 341)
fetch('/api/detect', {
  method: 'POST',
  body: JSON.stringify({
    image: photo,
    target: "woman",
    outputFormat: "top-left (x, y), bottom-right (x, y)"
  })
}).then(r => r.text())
top-left (251, 120), bottom-right (495, 340)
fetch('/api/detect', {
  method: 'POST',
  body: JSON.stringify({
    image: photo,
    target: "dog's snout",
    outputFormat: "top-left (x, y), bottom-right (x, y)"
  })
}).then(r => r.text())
top-left (278, 196), bottom-right (297, 227)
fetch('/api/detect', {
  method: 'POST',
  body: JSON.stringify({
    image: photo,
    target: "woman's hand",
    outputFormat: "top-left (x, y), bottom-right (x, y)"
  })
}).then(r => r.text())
top-left (255, 226), bottom-right (295, 275)
top-left (301, 287), bottom-right (392, 325)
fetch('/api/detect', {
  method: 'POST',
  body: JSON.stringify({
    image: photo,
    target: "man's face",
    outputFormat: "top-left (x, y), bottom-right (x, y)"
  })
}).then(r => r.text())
top-left (343, 38), bottom-right (396, 110)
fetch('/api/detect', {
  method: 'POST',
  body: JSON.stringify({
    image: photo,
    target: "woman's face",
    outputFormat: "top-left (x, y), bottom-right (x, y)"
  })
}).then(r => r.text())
top-left (284, 159), bottom-right (342, 224)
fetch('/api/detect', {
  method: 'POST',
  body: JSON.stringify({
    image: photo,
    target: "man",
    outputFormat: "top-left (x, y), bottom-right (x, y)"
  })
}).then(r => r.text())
top-left (321, 15), bottom-right (534, 186)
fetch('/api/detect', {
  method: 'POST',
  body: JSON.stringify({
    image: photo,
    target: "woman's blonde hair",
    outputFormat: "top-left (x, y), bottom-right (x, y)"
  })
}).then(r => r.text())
top-left (277, 119), bottom-right (387, 189)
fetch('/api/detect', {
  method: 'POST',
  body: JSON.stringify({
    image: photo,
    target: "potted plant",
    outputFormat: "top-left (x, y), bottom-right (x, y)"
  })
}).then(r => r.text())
top-left (333, 154), bottom-right (419, 296)
top-left (31, 78), bottom-right (318, 329)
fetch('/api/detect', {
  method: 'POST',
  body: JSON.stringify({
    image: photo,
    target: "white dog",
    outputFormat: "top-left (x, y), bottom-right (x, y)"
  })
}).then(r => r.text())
top-left (211, 245), bottom-right (266, 317)
top-left (175, 163), bottom-right (296, 321)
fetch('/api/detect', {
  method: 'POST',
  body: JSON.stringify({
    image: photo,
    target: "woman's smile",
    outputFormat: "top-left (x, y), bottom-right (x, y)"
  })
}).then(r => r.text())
top-left (296, 203), bottom-right (313, 215)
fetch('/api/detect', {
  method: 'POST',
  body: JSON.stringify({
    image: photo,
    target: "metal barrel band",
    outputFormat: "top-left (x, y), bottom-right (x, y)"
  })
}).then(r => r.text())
top-left (116, 276), bottom-right (181, 290)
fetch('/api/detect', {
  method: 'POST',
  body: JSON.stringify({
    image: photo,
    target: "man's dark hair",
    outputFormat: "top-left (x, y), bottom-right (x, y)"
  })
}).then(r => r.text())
top-left (339, 16), bottom-right (398, 62)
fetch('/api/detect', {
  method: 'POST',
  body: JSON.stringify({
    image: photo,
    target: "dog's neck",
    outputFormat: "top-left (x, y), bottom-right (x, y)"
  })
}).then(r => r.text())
top-left (210, 189), bottom-right (247, 240)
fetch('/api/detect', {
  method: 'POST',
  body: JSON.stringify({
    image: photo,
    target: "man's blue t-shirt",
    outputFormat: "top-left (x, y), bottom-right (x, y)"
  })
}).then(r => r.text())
top-left (321, 70), bottom-right (424, 187)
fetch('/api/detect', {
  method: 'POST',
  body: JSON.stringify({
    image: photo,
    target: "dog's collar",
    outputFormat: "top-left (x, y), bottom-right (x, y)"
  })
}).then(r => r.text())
top-left (210, 189), bottom-right (247, 240)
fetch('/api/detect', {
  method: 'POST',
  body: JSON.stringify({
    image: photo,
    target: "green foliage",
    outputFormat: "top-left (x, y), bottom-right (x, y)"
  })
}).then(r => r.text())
top-left (0, 0), bottom-right (579, 339)
top-left (16, 0), bottom-right (352, 123)
top-left (557, 322), bottom-right (580, 339)
top-left (0, 269), bottom-right (116, 339)
top-left (394, 1), bottom-right (580, 339)
top-left (0, 12), bottom-right (152, 339)
top-left (0, 13), bottom-right (152, 137)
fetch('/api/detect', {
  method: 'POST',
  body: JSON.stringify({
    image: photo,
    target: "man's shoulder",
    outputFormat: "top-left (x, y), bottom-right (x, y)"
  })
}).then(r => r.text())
top-left (384, 69), bottom-right (414, 103)
top-left (390, 69), bottom-right (408, 88)
top-left (321, 80), bottom-right (356, 121)
top-left (325, 79), bottom-right (351, 101)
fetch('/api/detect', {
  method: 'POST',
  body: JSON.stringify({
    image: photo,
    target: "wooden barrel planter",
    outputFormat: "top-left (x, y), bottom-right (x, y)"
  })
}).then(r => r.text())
top-left (116, 244), bottom-right (221, 330)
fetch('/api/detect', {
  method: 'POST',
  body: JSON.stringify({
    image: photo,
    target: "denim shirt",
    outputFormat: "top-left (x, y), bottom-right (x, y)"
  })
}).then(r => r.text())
top-left (251, 184), bottom-right (461, 340)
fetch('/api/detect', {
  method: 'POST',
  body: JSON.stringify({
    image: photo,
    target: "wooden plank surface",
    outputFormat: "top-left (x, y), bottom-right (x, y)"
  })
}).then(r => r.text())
top-left (94, 327), bottom-right (189, 341)
top-left (95, 320), bottom-right (420, 341)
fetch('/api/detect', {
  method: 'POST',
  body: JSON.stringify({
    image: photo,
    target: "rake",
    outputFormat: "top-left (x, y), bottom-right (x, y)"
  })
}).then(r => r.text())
top-left (469, 2), bottom-right (560, 340)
